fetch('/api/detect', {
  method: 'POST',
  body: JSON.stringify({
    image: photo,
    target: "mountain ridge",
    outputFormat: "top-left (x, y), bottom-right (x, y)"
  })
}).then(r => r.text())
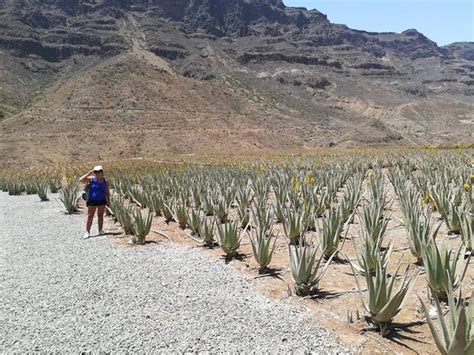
top-left (0, 0), bottom-right (472, 165)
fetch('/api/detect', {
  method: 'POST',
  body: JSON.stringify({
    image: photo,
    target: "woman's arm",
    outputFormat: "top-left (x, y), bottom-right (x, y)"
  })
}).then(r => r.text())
top-left (79, 170), bottom-right (94, 184)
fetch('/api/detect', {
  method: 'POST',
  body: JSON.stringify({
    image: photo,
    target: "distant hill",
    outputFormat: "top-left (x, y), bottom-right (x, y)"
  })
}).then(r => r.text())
top-left (0, 0), bottom-right (472, 165)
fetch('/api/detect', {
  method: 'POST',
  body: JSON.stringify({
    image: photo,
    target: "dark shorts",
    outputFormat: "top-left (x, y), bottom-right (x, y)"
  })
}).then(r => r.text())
top-left (87, 200), bottom-right (107, 207)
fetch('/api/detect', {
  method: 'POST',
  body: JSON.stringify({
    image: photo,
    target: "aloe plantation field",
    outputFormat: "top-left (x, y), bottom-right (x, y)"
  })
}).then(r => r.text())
top-left (1, 149), bottom-right (473, 354)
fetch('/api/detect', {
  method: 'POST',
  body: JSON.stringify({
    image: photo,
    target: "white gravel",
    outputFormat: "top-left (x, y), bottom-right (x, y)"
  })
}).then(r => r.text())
top-left (0, 192), bottom-right (349, 353)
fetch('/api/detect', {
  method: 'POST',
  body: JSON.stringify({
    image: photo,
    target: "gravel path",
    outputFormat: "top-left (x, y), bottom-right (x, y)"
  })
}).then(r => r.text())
top-left (0, 192), bottom-right (349, 353)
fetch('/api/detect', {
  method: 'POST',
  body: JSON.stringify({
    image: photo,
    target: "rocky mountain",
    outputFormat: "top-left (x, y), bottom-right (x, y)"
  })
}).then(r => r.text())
top-left (0, 0), bottom-right (472, 165)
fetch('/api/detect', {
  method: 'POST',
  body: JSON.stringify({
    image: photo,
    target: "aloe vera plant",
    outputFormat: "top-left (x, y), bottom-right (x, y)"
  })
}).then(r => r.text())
top-left (48, 179), bottom-right (60, 193)
top-left (221, 185), bottom-right (236, 207)
top-left (283, 209), bottom-right (305, 245)
top-left (430, 184), bottom-right (464, 234)
top-left (131, 208), bottom-right (153, 244)
top-left (24, 181), bottom-right (37, 195)
top-left (198, 217), bottom-right (215, 247)
top-left (236, 185), bottom-right (253, 209)
top-left (313, 189), bottom-right (332, 218)
top-left (162, 199), bottom-right (175, 223)
top-left (344, 173), bottom-right (364, 213)
top-left (352, 235), bottom-right (393, 276)
top-left (318, 207), bottom-right (345, 259)
top-left (174, 202), bottom-right (188, 229)
top-left (351, 257), bottom-right (419, 336)
top-left (187, 209), bottom-right (201, 235)
top-left (237, 202), bottom-right (250, 229)
top-left (58, 183), bottom-right (80, 214)
top-left (274, 199), bottom-right (286, 223)
top-left (368, 169), bottom-right (387, 207)
top-left (359, 202), bottom-right (388, 242)
top-left (446, 206), bottom-right (463, 235)
top-left (250, 227), bottom-right (277, 272)
top-left (253, 205), bottom-right (273, 235)
top-left (214, 198), bottom-right (228, 224)
top-left (289, 240), bottom-right (334, 296)
top-left (459, 205), bottom-right (473, 252)
top-left (7, 181), bottom-right (24, 195)
top-left (201, 193), bottom-right (214, 216)
top-left (303, 203), bottom-right (318, 231)
top-left (109, 194), bottom-right (134, 235)
top-left (421, 240), bottom-right (470, 300)
top-left (217, 220), bottom-right (242, 257)
top-left (419, 290), bottom-right (473, 355)
top-left (36, 181), bottom-right (49, 201)
top-left (251, 178), bottom-right (269, 203)
top-left (429, 183), bottom-right (451, 220)
top-left (191, 186), bottom-right (202, 208)
top-left (129, 185), bottom-right (148, 208)
top-left (404, 207), bottom-right (441, 264)
top-left (146, 191), bottom-right (163, 216)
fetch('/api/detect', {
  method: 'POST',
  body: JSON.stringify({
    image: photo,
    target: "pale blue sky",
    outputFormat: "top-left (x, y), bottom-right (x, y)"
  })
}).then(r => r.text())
top-left (283, 0), bottom-right (473, 46)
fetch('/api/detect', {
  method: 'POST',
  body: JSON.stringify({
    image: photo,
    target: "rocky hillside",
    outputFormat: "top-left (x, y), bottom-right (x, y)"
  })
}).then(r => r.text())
top-left (0, 0), bottom-right (472, 165)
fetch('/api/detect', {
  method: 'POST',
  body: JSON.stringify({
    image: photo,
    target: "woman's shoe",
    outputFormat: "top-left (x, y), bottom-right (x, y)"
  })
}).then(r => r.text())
top-left (82, 232), bottom-right (90, 239)
top-left (99, 230), bottom-right (105, 236)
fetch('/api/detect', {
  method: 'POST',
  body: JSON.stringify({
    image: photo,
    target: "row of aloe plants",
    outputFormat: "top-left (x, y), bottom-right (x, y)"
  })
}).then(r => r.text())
top-left (0, 151), bottom-right (472, 351)
top-left (101, 155), bottom-right (472, 349)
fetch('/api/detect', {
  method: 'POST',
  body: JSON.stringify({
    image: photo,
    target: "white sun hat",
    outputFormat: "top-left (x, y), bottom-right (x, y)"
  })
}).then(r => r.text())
top-left (93, 165), bottom-right (103, 172)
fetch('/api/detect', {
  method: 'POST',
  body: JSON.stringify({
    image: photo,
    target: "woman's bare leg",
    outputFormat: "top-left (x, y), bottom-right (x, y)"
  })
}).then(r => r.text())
top-left (97, 206), bottom-right (105, 232)
top-left (87, 206), bottom-right (97, 233)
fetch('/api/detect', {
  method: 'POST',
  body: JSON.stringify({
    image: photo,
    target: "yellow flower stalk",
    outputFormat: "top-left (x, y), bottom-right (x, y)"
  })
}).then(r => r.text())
top-left (291, 177), bottom-right (301, 192)
top-left (422, 191), bottom-right (431, 204)
top-left (304, 174), bottom-right (316, 186)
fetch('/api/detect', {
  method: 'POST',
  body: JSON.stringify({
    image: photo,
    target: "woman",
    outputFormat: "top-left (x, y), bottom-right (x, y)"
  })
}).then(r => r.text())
top-left (79, 165), bottom-right (110, 239)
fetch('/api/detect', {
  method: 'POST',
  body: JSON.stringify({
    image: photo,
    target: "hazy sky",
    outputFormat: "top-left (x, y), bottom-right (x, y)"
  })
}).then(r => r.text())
top-left (283, 0), bottom-right (473, 46)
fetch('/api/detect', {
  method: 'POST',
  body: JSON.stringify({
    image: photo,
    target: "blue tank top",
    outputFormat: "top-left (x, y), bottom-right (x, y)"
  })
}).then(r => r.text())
top-left (89, 176), bottom-right (107, 202)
